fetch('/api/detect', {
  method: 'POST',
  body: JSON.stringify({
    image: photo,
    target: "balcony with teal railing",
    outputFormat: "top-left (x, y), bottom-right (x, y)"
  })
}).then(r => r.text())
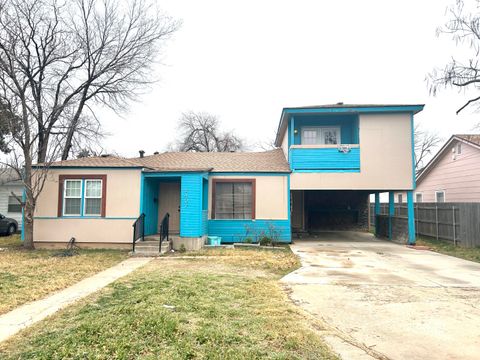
top-left (289, 144), bottom-right (360, 172)
top-left (288, 114), bottom-right (360, 172)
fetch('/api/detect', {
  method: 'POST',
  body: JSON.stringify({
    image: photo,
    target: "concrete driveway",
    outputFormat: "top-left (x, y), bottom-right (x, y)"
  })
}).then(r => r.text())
top-left (281, 232), bottom-right (480, 360)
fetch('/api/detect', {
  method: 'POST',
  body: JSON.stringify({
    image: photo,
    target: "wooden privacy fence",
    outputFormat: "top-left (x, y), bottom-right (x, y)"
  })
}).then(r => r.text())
top-left (370, 202), bottom-right (480, 248)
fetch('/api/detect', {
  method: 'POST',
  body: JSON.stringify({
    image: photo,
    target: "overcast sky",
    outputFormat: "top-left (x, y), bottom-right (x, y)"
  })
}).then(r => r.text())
top-left (98, 0), bottom-right (480, 158)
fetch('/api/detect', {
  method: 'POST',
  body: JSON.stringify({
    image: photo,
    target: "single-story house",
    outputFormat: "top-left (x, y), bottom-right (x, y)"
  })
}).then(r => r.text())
top-left (0, 169), bottom-right (23, 229)
top-left (31, 104), bottom-right (423, 249)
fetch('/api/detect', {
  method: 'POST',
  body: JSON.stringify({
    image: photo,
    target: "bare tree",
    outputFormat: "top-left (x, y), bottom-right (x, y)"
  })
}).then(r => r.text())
top-left (0, 0), bottom-right (179, 248)
top-left (428, 0), bottom-right (480, 114)
top-left (172, 111), bottom-right (244, 152)
top-left (415, 124), bottom-right (442, 173)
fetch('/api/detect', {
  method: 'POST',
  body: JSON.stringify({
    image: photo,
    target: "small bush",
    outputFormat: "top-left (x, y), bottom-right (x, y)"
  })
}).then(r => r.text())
top-left (179, 244), bottom-right (186, 253)
top-left (244, 237), bottom-right (253, 244)
top-left (259, 236), bottom-right (272, 246)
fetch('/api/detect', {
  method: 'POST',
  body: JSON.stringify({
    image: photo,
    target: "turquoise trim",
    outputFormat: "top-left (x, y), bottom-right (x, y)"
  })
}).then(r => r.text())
top-left (180, 174), bottom-right (204, 237)
top-left (208, 219), bottom-right (291, 243)
top-left (289, 116), bottom-right (295, 163)
top-left (407, 190), bottom-right (416, 245)
top-left (293, 169), bottom-right (360, 173)
top-left (209, 172), bottom-right (290, 176)
top-left (21, 189), bottom-right (25, 241)
top-left (139, 172), bottom-right (145, 214)
top-left (290, 147), bottom-right (360, 171)
top-left (284, 105), bottom-right (424, 115)
top-left (374, 193), bottom-right (380, 237)
top-left (287, 175), bottom-right (291, 222)
top-left (411, 112), bottom-right (416, 189)
top-left (34, 216), bottom-right (137, 220)
top-left (80, 179), bottom-right (85, 216)
top-left (388, 192), bottom-right (395, 240)
top-left (144, 172), bottom-right (208, 178)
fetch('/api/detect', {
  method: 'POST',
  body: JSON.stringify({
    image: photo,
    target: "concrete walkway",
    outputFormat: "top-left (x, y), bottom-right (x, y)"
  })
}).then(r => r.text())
top-left (0, 257), bottom-right (152, 343)
top-left (282, 232), bottom-right (480, 360)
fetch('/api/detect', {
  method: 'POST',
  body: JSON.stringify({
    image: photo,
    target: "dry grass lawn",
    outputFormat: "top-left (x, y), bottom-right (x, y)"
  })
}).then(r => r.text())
top-left (0, 247), bottom-right (337, 359)
top-left (0, 235), bottom-right (127, 315)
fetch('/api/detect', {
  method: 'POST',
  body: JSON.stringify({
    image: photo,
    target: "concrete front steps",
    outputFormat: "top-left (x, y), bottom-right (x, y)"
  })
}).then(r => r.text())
top-left (130, 236), bottom-right (174, 257)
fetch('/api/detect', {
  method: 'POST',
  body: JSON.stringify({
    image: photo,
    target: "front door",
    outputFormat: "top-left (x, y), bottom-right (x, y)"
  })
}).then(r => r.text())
top-left (158, 182), bottom-right (180, 234)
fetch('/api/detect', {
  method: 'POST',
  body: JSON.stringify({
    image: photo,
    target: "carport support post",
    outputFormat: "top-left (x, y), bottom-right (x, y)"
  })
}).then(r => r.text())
top-left (388, 192), bottom-right (395, 240)
top-left (374, 193), bottom-right (380, 237)
top-left (407, 190), bottom-right (416, 245)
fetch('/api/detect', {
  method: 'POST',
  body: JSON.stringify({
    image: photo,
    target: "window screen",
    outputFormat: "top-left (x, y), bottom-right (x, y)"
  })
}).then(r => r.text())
top-left (436, 191), bottom-right (445, 203)
top-left (84, 180), bottom-right (102, 216)
top-left (7, 195), bottom-right (21, 213)
top-left (214, 182), bottom-right (253, 219)
top-left (64, 180), bottom-right (82, 215)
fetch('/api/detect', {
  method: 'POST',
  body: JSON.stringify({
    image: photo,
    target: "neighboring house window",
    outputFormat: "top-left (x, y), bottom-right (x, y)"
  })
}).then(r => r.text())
top-left (435, 191), bottom-right (445, 203)
top-left (415, 193), bottom-right (423, 203)
top-left (301, 127), bottom-right (341, 145)
top-left (58, 175), bottom-right (106, 217)
top-left (212, 179), bottom-right (255, 219)
top-left (457, 143), bottom-right (462, 154)
top-left (398, 194), bottom-right (403, 203)
top-left (7, 195), bottom-right (22, 213)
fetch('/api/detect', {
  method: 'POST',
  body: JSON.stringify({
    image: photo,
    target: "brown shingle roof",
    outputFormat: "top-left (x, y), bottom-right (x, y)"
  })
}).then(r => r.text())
top-left (45, 149), bottom-right (290, 173)
top-left (48, 156), bottom-right (144, 168)
top-left (135, 148), bottom-right (290, 173)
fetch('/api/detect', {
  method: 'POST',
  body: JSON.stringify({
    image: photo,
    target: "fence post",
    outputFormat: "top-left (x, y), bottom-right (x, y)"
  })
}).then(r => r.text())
top-left (452, 206), bottom-right (456, 246)
top-left (435, 205), bottom-right (439, 241)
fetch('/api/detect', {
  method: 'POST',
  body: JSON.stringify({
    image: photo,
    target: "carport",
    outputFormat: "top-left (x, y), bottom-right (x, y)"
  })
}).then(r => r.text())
top-left (291, 189), bottom-right (416, 244)
top-left (291, 190), bottom-right (370, 234)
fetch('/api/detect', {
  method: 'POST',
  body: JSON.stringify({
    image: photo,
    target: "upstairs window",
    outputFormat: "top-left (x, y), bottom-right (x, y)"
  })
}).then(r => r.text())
top-left (59, 175), bottom-right (106, 217)
top-left (212, 179), bottom-right (255, 219)
top-left (301, 127), bottom-right (340, 145)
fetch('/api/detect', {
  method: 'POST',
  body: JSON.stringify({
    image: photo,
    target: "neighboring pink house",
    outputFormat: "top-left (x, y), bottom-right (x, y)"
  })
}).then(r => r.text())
top-left (397, 134), bottom-right (480, 203)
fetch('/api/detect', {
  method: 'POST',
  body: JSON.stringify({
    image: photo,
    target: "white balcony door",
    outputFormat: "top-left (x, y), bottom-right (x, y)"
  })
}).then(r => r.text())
top-left (301, 127), bottom-right (340, 145)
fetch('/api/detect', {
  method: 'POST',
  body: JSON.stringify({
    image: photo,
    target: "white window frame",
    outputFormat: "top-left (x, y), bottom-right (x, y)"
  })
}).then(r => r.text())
top-left (63, 179), bottom-right (82, 216)
top-left (301, 126), bottom-right (341, 145)
top-left (415, 192), bottom-right (423, 203)
top-left (83, 179), bottom-right (103, 216)
top-left (435, 190), bottom-right (446, 203)
top-left (457, 143), bottom-right (462, 155)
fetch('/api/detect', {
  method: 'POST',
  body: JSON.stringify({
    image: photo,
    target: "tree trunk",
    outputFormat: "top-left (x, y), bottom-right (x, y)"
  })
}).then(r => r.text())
top-left (23, 193), bottom-right (35, 249)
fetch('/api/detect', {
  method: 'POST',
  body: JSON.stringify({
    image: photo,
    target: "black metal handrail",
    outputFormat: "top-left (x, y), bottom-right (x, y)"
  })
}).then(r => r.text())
top-left (159, 212), bottom-right (170, 253)
top-left (132, 213), bottom-right (145, 252)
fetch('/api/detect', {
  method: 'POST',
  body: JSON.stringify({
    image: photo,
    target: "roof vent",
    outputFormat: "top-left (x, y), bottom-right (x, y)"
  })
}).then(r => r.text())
top-left (139, 150), bottom-right (145, 158)
top-left (100, 154), bottom-right (110, 158)
top-left (336, 102), bottom-right (344, 105)
top-left (153, 151), bottom-right (159, 155)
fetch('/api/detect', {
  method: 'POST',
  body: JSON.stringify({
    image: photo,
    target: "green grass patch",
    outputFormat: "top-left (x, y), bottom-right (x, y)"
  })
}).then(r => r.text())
top-left (0, 255), bottom-right (336, 359)
top-left (0, 235), bottom-right (128, 314)
top-left (168, 246), bottom-right (302, 276)
top-left (416, 237), bottom-right (480, 263)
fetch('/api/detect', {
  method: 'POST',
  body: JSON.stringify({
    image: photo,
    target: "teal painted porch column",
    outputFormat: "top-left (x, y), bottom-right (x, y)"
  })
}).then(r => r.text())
top-left (388, 192), bottom-right (395, 240)
top-left (407, 190), bottom-right (416, 245)
top-left (180, 174), bottom-right (204, 237)
top-left (374, 193), bottom-right (380, 237)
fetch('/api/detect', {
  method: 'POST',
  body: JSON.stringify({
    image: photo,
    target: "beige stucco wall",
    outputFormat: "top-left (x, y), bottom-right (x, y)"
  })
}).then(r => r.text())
top-left (208, 175), bottom-right (288, 220)
top-left (34, 168), bottom-right (142, 244)
top-left (290, 113), bottom-right (414, 191)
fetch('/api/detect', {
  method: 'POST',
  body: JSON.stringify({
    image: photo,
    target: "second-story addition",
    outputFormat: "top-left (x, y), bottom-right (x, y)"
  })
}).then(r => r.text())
top-left (275, 103), bottom-right (424, 244)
